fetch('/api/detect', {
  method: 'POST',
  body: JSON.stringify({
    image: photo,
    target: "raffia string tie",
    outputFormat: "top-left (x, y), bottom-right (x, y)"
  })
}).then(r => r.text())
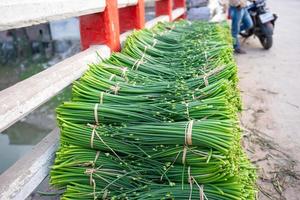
top-left (200, 185), bottom-right (205, 200)
top-left (102, 190), bottom-right (108, 200)
top-left (199, 65), bottom-right (226, 86)
top-left (182, 120), bottom-right (194, 164)
top-left (85, 168), bottom-right (97, 187)
top-left (185, 102), bottom-right (190, 119)
top-left (110, 83), bottom-right (120, 95)
top-left (188, 166), bottom-right (193, 200)
top-left (85, 152), bottom-right (100, 200)
top-left (109, 74), bottom-right (115, 81)
top-left (87, 123), bottom-right (124, 164)
top-left (136, 60), bottom-right (144, 70)
top-left (132, 59), bottom-right (139, 70)
top-left (90, 124), bottom-right (97, 148)
top-left (193, 178), bottom-right (207, 200)
top-left (152, 39), bottom-right (157, 47)
top-left (187, 166), bottom-right (207, 200)
top-left (135, 46), bottom-right (148, 70)
top-left (99, 92), bottom-right (104, 105)
top-left (94, 128), bottom-right (124, 164)
top-left (94, 104), bottom-right (99, 125)
top-left (120, 67), bottom-right (128, 77)
top-left (132, 45), bottom-right (148, 70)
top-left (85, 167), bottom-right (102, 200)
top-left (182, 146), bottom-right (188, 165)
top-left (203, 73), bottom-right (209, 87)
top-left (93, 151), bottom-right (100, 167)
top-left (93, 179), bottom-right (97, 200)
top-left (185, 120), bottom-right (194, 146)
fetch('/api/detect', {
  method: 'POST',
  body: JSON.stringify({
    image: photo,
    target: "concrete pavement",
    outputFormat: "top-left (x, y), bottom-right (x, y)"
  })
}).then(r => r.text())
top-left (236, 0), bottom-right (300, 199)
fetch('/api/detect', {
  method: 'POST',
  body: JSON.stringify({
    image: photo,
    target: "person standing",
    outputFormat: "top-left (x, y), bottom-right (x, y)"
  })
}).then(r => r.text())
top-left (229, 0), bottom-right (253, 54)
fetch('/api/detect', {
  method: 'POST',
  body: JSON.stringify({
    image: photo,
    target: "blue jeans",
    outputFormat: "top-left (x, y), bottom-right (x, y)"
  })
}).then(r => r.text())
top-left (230, 6), bottom-right (253, 49)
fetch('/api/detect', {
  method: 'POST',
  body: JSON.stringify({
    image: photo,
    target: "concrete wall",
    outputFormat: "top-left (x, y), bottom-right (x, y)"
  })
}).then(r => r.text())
top-left (49, 18), bottom-right (80, 40)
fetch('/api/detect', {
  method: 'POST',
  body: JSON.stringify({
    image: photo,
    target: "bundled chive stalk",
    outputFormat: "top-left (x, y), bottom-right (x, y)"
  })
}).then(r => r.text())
top-left (57, 95), bottom-right (237, 125)
top-left (51, 145), bottom-right (255, 200)
top-left (57, 119), bottom-right (240, 159)
top-left (77, 21), bottom-right (241, 110)
top-left (71, 72), bottom-right (237, 104)
top-left (62, 183), bottom-right (246, 200)
top-left (51, 20), bottom-right (256, 199)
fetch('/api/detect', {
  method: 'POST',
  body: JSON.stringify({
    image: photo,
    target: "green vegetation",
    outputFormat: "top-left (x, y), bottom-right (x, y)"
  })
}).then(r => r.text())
top-left (50, 21), bottom-right (256, 199)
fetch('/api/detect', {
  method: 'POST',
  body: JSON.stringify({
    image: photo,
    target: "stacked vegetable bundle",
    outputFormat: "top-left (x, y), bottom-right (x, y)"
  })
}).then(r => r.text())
top-left (51, 21), bottom-right (256, 200)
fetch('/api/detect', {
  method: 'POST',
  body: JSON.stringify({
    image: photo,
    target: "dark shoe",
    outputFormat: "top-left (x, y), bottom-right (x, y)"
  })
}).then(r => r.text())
top-left (234, 48), bottom-right (247, 54)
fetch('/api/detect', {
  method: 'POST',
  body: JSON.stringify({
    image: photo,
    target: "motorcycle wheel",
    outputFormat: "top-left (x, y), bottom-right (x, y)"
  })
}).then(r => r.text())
top-left (259, 23), bottom-right (274, 49)
top-left (259, 35), bottom-right (273, 49)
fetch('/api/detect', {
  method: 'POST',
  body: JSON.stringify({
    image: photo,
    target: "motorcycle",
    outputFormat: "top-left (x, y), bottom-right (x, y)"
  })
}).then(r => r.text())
top-left (240, 0), bottom-right (278, 49)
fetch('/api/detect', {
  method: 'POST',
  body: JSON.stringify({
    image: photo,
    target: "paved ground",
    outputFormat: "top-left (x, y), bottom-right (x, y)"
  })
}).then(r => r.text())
top-left (236, 0), bottom-right (300, 199)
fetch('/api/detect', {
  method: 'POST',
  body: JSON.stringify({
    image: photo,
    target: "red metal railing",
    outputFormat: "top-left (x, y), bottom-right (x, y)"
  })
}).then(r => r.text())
top-left (80, 0), bottom-right (185, 51)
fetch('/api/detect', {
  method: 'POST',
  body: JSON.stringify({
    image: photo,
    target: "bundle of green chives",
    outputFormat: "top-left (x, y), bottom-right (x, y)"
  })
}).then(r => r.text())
top-left (59, 119), bottom-right (238, 153)
top-left (61, 182), bottom-right (245, 200)
top-left (52, 145), bottom-right (255, 200)
top-left (51, 145), bottom-right (251, 198)
top-left (56, 95), bottom-right (237, 126)
top-left (71, 77), bottom-right (235, 105)
top-left (50, 20), bottom-right (256, 200)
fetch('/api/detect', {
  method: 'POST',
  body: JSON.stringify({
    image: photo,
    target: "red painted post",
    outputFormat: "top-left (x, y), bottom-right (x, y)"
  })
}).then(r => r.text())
top-left (173, 0), bottom-right (187, 19)
top-left (155, 0), bottom-right (172, 21)
top-left (118, 0), bottom-right (145, 33)
top-left (79, 0), bottom-right (121, 51)
top-left (173, 0), bottom-right (185, 8)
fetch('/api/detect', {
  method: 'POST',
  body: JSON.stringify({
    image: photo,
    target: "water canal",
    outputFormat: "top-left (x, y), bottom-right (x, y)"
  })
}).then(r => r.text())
top-left (0, 57), bottom-right (72, 174)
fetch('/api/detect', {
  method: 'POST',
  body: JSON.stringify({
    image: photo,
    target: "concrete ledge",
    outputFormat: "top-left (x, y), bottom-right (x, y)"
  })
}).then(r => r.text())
top-left (0, 129), bottom-right (59, 200)
top-left (145, 15), bottom-right (170, 28)
top-left (120, 30), bottom-right (133, 47)
top-left (171, 7), bottom-right (186, 20)
top-left (0, 45), bottom-right (111, 133)
top-left (0, 0), bottom-right (142, 31)
top-left (117, 0), bottom-right (138, 8)
top-left (0, 0), bottom-right (106, 31)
